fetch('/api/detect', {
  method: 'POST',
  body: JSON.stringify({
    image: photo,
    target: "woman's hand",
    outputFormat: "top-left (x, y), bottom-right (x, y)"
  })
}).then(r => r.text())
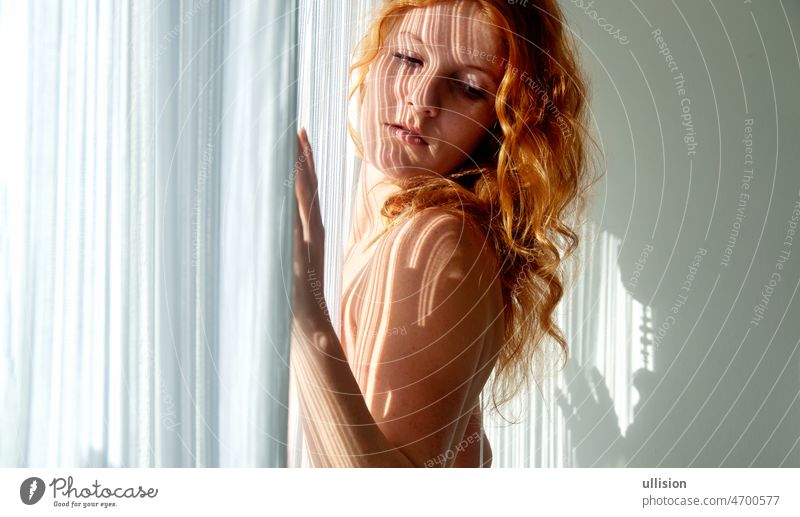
top-left (292, 127), bottom-right (330, 332)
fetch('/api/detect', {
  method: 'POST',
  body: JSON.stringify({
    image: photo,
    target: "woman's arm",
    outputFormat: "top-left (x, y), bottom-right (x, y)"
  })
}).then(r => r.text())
top-left (291, 210), bottom-right (501, 467)
top-left (292, 129), bottom-right (408, 466)
top-left (291, 130), bottom-right (501, 467)
top-left (291, 318), bottom-right (415, 467)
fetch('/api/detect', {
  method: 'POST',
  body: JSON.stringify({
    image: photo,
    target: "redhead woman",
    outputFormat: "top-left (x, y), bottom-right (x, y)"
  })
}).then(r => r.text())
top-left (291, 0), bottom-right (596, 467)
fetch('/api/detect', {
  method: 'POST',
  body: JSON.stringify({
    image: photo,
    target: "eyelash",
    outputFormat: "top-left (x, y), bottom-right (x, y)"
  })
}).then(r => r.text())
top-left (458, 81), bottom-right (486, 100)
top-left (392, 52), bottom-right (422, 67)
top-left (391, 52), bottom-right (486, 100)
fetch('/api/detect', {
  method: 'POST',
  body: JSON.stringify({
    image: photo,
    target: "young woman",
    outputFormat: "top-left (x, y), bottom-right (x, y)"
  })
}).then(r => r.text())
top-left (291, 0), bottom-right (596, 467)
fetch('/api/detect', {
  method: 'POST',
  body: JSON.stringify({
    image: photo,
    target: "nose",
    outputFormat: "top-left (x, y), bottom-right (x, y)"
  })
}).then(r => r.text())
top-left (405, 72), bottom-right (440, 118)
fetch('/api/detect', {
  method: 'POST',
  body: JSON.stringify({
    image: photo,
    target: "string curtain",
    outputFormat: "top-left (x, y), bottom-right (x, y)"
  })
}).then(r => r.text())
top-left (0, 0), bottom-right (298, 467)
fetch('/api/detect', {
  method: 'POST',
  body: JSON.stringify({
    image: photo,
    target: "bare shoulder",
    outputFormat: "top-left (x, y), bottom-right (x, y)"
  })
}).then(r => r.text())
top-left (379, 207), bottom-right (500, 291)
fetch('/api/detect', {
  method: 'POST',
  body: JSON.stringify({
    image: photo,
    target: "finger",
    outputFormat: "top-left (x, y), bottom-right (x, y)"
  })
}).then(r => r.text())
top-left (294, 148), bottom-right (311, 235)
top-left (299, 130), bottom-right (320, 213)
top-left (590, 367), bottom-right (613, 406)
top-left (295, 131), bottom-right (307, 196)
top-left (308, 185), bottom-right (323, 237)
top-left (292, 200), bottom-right (304, 286)
top-left (296, 191), bottom-right (311, 248)
top-left (294, 197), bottom-right (307, 272)
top-left (300, 128), bottom-right (318, 190)
top-left (297, 129), bottom-right (323, 238)
top-left (294, 193), bottom-right (303, 242)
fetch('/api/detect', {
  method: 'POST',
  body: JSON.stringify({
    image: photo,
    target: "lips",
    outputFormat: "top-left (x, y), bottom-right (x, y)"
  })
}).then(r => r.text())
top-left (386, 122), bottom-right (429, 146)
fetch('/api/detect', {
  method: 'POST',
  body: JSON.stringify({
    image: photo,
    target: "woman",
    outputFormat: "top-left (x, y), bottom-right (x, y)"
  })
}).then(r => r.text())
top-left (291, 0), bottom-right (596, 467)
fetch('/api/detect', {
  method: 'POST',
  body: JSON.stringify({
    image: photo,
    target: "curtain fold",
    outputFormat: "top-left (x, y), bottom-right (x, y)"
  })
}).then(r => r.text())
top-left (0, 0), bottom-right (298, 467)
top-left (218, 0), bottom-right (298, 467)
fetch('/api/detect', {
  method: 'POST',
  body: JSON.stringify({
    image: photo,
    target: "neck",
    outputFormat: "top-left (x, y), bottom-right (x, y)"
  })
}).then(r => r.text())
top-left (345, 160), bottom-right (402, 260)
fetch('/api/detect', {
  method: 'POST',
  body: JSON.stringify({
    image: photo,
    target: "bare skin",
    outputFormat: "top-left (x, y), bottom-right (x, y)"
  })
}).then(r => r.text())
top-left (291, 0), bottom-right (506, 467)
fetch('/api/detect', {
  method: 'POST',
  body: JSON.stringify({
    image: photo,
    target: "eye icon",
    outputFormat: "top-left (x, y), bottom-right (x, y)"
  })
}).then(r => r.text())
top-left (20, 477), bottom-right (45, 505)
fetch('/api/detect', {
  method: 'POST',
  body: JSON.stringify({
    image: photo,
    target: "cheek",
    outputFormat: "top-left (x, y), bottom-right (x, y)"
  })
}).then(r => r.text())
top-left (359, 90), bottom-right (381, 149)
top-left (364, 58), bottom-right (396, 105)
top-left (361, 69), bottom-right (395, 132)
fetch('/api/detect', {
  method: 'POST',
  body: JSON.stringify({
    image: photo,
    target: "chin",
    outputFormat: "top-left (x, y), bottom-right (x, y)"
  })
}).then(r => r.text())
top-left (366, 148), bottom-right (430, 179)
top-left (376, 160), bottom-right (444, 182)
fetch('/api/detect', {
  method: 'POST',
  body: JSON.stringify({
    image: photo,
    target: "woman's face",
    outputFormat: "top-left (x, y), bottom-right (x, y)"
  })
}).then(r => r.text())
top-left (360, 0), bottom-right (506, 180)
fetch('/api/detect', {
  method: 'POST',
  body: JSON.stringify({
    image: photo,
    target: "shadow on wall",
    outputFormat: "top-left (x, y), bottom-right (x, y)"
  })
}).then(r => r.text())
top-left (552, 0), bottom-right (800, 467)
top-left (557, 361), bottom-right (691, 467)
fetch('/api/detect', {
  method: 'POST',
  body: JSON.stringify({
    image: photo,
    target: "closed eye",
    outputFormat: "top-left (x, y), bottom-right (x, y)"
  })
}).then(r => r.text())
top-left (392, 52), bottom-right (422, 67)
top-left (455, 80), bottom-right (486, 100)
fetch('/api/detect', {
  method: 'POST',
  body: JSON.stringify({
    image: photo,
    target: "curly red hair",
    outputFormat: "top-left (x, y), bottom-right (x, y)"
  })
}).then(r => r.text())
top-left (347, 0), bottom-right (601, 416)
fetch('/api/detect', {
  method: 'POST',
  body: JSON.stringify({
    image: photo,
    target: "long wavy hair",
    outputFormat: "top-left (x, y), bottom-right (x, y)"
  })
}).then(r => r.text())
top-left (347, 0), bottom-right (601, 417)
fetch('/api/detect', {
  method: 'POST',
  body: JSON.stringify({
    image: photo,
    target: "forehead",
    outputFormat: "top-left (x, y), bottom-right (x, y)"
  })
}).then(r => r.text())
top-left (389, 2), bottom-right (506, 68)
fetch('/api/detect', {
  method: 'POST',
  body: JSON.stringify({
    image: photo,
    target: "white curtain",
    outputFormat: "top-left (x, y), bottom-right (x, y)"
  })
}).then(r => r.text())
top-left (218, 0), bottom-right (299, 468)
top-left (0, 0), bottom-right (298, 467)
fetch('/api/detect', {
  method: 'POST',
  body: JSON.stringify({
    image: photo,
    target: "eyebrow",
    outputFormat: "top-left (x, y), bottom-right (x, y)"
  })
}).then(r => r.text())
top-left (395, 30), bottom-right (500, 83)
top-left (397, 30), bottom-right (425, 43)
